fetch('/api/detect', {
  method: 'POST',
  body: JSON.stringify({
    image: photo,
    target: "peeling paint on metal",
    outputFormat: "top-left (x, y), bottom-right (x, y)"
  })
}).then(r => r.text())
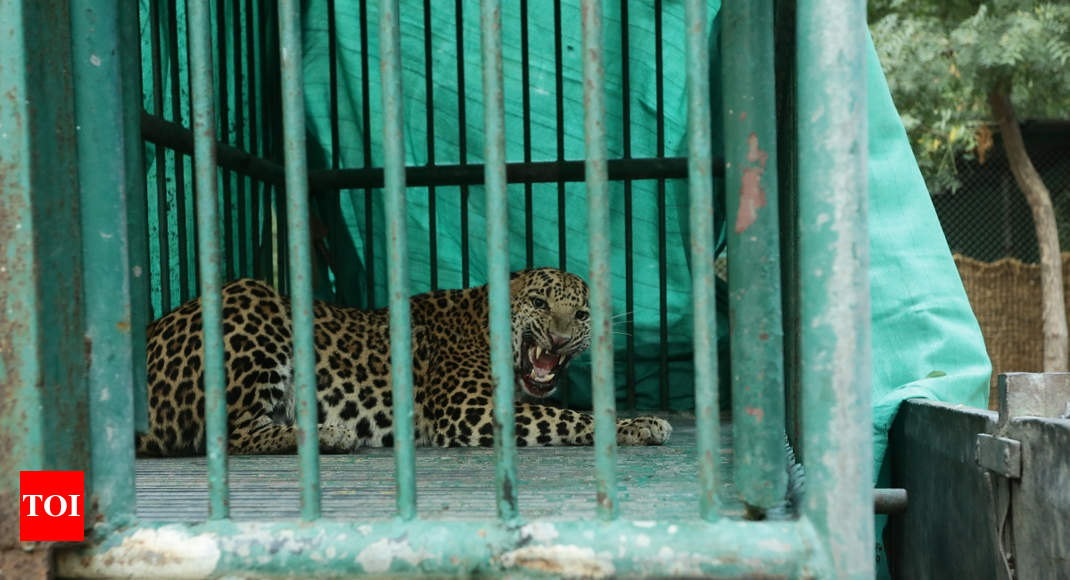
top-left (356, 536), bottom-right (431, 573)
top-left (501, 545), bottom-right (614, 578)
top-left (734, 133), bottom-right (769, 234)
top-left (58, 519), bottom-right (818, 577)
top-left (745, 406), bottom-right (765, 423)
top-left (60, 526), bottom-right (220, 578)
top-left (797, 0), bottom-right (873, 574)
top-left (521, 521), bottom-right (559, 543)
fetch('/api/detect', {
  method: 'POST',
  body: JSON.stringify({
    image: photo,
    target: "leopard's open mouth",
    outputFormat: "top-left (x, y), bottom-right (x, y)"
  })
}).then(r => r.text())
top-left (517, 334), bottom-right (574, 398)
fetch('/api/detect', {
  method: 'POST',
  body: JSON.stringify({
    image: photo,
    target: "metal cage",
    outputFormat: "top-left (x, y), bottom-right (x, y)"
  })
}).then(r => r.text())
top-left (2, 0), bottom-right (873, 576)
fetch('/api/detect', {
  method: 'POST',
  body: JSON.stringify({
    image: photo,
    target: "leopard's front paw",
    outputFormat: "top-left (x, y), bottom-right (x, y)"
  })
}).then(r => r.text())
top-left (616, 416), bottom-right (672, 446)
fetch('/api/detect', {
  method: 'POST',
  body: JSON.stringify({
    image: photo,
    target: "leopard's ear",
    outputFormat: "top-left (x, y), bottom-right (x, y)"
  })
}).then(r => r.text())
top-left (509, 270), bottom-right (523, 280)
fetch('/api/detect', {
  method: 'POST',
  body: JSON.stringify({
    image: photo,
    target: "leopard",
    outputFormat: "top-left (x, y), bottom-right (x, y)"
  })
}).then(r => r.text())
top-left (136, 267), bottom-right (672, 456)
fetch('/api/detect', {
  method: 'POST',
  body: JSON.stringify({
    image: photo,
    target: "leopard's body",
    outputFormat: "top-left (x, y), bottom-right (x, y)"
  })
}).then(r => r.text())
top-left (136, 268), bottom-right (671, 456)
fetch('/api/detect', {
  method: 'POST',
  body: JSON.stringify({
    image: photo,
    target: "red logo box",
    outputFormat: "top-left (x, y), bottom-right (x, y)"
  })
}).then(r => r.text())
top-left (20, 471), bottom-right (84, 542)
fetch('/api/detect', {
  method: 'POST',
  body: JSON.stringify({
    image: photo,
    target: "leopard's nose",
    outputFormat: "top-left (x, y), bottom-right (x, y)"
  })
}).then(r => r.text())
top-left (549, 332), bottom-right (570, 346)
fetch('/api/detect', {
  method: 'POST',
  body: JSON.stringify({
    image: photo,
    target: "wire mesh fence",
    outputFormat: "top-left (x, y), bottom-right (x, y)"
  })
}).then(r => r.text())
top-left (933, 124), bottom-right (1070, 406)
top-left (933, 129), bottom-right (1070, 264)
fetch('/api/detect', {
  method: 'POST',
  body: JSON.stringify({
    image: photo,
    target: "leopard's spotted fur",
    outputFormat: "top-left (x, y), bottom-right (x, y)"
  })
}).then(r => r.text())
top-left (136, 268), bottom-right (671, 455)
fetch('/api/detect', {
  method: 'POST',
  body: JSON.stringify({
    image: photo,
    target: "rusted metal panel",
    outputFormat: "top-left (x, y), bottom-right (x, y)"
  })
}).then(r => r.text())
top-left (0, 545), bottom-right (52, 579)
top-left (886, 399), bottom-right (1006, 579)
top-left (0, 0), bottom-right (89, 550)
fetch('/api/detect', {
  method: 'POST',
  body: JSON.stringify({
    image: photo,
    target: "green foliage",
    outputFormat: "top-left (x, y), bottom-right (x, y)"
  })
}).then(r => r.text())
top-left (869, 1), bottom-right (1070, 192)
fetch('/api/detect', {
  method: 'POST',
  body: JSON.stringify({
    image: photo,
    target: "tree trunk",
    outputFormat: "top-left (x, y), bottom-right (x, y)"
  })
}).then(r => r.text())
top-left (989, 86), bottom-right (1068, 371)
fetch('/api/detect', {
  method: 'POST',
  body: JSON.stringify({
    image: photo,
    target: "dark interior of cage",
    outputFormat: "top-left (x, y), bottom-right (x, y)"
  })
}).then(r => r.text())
top-left (134, 0), bottom-right (801, 522)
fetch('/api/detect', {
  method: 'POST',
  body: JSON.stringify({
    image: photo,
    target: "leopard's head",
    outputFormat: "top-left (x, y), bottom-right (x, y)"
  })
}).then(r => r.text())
top-left (509, 268), bottom-right (591, 398)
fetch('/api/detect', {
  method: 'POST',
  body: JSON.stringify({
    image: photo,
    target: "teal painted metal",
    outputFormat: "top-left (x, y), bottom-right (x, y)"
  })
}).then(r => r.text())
top-left (188, 0), bottom-right (229, 520)
top-left (480, 0), bottom-right (519, 522)
top-left (71, 0), bottom-right (142, 530)
top-left (685, 0), bottom-right (720, 522)
top-left (278, 0), bottom-right (322, 521)
top-left (797, 0), bottom-right (873, 575)
top-left (0, 0), bottom-right (89, 548)
top-left (581, 0), bottom-right (617, 522)
top-left (121, 0), bottom-right (150, 435)
top-left (379, 0), bottom-right (417, 520)
top-left (57, 519), bottom-right (821, 577)
top-left (720, 0), bottom-right (787, 512)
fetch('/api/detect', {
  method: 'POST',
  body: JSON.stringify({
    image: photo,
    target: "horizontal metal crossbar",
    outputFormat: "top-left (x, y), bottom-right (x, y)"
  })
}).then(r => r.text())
top-left (140, 112), bottom-right (716, 189)
top-left (57, 519), bottom-right (823, 578)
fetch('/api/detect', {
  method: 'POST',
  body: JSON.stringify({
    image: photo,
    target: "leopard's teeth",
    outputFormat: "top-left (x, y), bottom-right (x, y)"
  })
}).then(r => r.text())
top-left (527, 370), bottom-right (556, 383)
top-left (534, 345), bottom-right (543, 359)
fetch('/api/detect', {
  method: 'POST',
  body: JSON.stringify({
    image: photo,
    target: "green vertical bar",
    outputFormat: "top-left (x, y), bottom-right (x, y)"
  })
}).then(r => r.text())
top-left (188, 0), bottom-right (229, 520)
top-left (70, 0), bottom-right (142, 528)
top-left (122, 0), bottom-right (150, 434)
top-left (0, 0), bottom-right (89, 547)
top-left (480, 0), bottom-right (518, 522)
top-left (581, 0), bottom-right (617, 522)
top-left (721, 0), bottom-right (787, 513)
top-left (797, 0), bottom-right (872, 576)
top-left (684, 0), bottom-right (720, 522)
top-left (278, 0), bottom-right (321, 521)
top-left (380, 0), bottom-right (417, 520)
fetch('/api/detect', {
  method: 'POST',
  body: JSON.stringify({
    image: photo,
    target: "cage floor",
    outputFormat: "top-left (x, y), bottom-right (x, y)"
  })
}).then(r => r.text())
top-left (136, 415), bottom-right (754, 522)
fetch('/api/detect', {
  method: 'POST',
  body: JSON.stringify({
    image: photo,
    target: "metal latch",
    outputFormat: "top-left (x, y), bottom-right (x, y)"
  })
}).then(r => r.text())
top-left (975, 372), bottom-right (1070, 479)
top-left (975, 433), bottom-right (1021, 478)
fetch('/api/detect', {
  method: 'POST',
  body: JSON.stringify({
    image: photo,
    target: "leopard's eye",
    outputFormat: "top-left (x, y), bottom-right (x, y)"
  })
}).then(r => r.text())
top-left (530, 296), bottom-right (548, 310)
top-left (575, 310), bottom-right (589, 321)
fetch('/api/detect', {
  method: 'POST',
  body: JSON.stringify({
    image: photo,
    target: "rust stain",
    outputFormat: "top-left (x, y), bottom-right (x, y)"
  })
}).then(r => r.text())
top-left (739, 111), bottom-right (747, 120)
top-left (744, 406), bottom-right (764, 423)
top-left (116, 320), bottom-right (131, 333)
top-left (596, 491), bottom-right (613, 511)
top-left (746, 132), bottom-right (769, 166)
top-left (734, 133), bottom-right (769, 234)
top-left (759, 332), bottom-right (769, 341)
top-left (0, 162), bottom-right (29, 544)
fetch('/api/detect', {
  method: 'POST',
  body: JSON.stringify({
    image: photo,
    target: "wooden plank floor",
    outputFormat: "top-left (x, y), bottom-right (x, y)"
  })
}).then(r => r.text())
top-left (136, 416), bottom-right (770, 522)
